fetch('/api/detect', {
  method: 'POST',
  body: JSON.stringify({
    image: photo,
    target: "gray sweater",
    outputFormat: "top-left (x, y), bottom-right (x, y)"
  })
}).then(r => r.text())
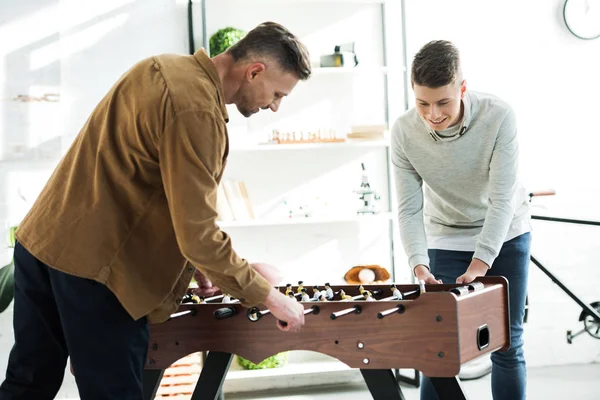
top-left (391, 91), bottom-right (531, 269)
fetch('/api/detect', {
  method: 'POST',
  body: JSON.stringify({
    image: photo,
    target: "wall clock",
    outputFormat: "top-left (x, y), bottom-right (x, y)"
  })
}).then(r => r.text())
top-left (563, 0), bottom-right (600, 40)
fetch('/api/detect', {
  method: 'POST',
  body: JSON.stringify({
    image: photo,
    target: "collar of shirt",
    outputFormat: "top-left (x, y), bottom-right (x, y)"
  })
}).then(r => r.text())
top-left (193, 48), bottom-right (229, 123)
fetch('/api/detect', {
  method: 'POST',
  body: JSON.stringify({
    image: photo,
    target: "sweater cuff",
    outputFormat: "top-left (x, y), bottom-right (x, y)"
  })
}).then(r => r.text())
top-left (473, 246), bottom-right (496, 268)
top-left (408, 254), bottom-right (430, 271)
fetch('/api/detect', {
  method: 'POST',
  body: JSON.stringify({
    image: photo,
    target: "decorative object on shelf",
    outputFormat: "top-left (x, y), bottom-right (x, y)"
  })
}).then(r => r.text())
top-left (216, 180), bottom-right (254, 222)
top-left (347, 124), bottom-right (386, 140)
top-left (265, 129), bottom-right (345, 145)
top-left (562, 0), bottom-right (600, 40)
top-left (319, 42), bottom-right (359, 68)
top-left (353, 163), bottom-right (380, 214)
top-left (343, 264), bottom-right (390, 284)
top-left (282, 197), bottom-right (312, 219)
top-left (209, 27), bottom-right (246, 56)
top-left (236, 352), bottom-right (289, 370)
top-left (12, 93), bottom-right (60, 103)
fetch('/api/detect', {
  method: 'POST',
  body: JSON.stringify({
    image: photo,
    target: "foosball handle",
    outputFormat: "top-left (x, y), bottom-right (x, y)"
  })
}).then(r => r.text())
top-left (214, 307), bottom-right (237, 320)
top-left (279, 306), bottom-right (320, 327)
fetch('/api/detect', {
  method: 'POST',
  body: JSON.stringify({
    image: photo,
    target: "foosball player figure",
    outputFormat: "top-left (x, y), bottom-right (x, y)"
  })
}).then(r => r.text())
top-left (391, 284), bottom-right (402, 300)
top-left (222, 293), bottom-right (233, 303)
top-left (312, 285), bottom-right (321, 300)
top-left (285, 284), bottom-right (293, 296)
top-left (300, 288), bottom-right (311, 302)
top-left (358, 284), bottom-right (366, 295)
top-left (182, 293), bottom-right (204, 304)
top-left (324, 283), bottom-right (334, 299)
top-left (363, 291), bottom-right (376, 301)
top-left (297, 281), bottom-right (304, 293)
top-left (340, 289), bottom-right (352, 301)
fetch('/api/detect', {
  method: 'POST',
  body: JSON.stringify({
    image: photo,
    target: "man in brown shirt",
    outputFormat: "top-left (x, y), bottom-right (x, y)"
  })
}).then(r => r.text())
top-left (0, 22), bottom-right (311, 400)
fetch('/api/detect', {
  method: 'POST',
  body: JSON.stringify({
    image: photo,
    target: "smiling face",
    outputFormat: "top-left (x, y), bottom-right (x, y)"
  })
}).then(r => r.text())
top-left (413, 80), bottom-right (466, 131)
top-left (235, 62), bottom-right (299, 117)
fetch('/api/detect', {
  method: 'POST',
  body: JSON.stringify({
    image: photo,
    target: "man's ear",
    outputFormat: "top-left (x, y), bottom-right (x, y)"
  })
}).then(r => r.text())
top-left (246, 62), bottom-right (266, 81)
top-left (460, 80), bottom-right (467, 98)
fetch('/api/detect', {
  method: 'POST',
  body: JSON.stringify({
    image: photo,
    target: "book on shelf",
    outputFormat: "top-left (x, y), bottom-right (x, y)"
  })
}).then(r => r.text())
top-left (217, 180), bottom-right (254, 222)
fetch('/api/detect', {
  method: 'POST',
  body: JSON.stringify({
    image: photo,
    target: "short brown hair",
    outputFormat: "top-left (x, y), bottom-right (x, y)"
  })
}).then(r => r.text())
top-left (227, 22), bottom-right (311, 81)
top-left (411, 40), bottom-right (461, 88)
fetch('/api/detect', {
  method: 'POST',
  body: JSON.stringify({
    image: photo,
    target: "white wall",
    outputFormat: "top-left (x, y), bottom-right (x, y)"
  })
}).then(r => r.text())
top-left (0, 0), bottom-right (599, 398)
top-left (0, 0), bottom-right (190, 398)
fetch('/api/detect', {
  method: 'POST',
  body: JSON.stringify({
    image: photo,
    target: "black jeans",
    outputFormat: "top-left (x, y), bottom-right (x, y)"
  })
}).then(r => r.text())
top-left (0, 241), bottom-right (149, 400)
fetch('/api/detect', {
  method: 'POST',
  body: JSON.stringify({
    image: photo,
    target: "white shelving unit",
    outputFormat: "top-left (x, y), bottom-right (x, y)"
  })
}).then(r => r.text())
top-left (229, 138), bottom-right (390, 153)
top-left (218, 211), bottom-right (393, 228)
top-left (195, 0), bottom-right (408, 393)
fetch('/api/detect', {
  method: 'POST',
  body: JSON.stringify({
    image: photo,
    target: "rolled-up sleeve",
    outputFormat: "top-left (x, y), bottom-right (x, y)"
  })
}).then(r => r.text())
top-left (158, 110), bottom-right (272, 306)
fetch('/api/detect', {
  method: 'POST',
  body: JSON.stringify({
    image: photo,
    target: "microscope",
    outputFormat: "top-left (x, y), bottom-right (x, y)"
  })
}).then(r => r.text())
top-left (353, 163), bottom-right (380, 214)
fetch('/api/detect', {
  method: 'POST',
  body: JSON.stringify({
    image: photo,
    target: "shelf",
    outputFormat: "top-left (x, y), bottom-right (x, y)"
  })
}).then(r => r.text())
top-left (226, 360), bottom-right (352, 380)
top-left (312, 66), bottom-right (390, 75)
top-left (220, 0), bottom-right (387, 4)
top-left (223, 359), bottom-right (362, 393)
top-left (218, 212), bottom-right (392, 228)
top-left (229, 139), bottom-right (390, 153)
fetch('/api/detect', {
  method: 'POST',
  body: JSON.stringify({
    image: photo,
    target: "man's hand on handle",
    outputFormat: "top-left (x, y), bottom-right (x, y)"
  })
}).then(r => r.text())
top-left (456, 258), bottom-right (489, 284)
top-left (194, 262), bottom-right (304, 332)
top-left (263, 287), bottom-right (305, 332)
top-left (252, 263), bottom-right (304, 332)
top-left (414, 265), bottom-right (443, 284)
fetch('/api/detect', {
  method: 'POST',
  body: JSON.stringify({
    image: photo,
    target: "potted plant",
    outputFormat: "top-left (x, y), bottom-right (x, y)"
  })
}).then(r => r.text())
top-left (0, 226), bottom-right (17, 313)
top-left (236, 353), bottom-right (288, 370)
top-left (209, 27), bottom-right (246, 56)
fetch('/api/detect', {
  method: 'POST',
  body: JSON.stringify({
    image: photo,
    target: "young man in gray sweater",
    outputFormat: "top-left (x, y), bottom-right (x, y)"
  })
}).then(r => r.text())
top-left (391, 40), bottom-right (531, 400)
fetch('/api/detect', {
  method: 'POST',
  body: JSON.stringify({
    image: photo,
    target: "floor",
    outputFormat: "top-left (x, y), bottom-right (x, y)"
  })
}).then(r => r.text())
top-left (226, 363), bottom-right (600, 400)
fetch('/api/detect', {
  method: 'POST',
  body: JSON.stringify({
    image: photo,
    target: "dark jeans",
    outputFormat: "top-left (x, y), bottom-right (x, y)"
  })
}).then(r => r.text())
top-left (421, 232), bottom-right (531, 400)
top-left (0, 241), bottom-right (150, 400)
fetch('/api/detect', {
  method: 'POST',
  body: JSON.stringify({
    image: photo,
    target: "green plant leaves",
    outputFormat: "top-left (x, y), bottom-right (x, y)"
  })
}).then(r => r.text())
top-left (0, 260), bottom-right (15, 313)
top-left (209, 27), bottom-right (246, 57)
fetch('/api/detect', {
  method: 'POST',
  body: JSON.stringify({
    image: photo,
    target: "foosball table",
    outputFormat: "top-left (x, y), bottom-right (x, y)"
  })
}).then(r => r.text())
top-left (143, 277), bottom-right (510, 400)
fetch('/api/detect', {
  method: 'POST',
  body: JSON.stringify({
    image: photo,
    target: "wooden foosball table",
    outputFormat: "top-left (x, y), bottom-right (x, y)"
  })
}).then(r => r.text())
top-left (143, 277), bottom-right (510, 400)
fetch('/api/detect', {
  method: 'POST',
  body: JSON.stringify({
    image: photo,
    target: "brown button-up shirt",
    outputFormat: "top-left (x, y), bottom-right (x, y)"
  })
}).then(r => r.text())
top-left (15, 49), bottom-right (272, 323)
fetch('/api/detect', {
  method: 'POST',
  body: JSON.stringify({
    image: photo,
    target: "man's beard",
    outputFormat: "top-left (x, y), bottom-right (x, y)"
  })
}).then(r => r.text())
top-left (236, 104), bottom-right (254, 118)
top-left (236, 86), bottom-right (255, 118)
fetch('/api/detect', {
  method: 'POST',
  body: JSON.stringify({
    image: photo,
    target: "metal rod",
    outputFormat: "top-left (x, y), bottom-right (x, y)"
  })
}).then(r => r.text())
top-left (531, 256), bottom-right (600, 323)
top-left (201, 0), bottom-right (208, 51)
top-left (331, 305), bottom-right (362, 320)
top-left (377, 304), bottom-right (406, 319)
top-left (167, 309), bottom-right (196, 321)
top-left (400, 0), bottom-right (409, 112)
top-left (203, 294), bottom-right (224, 302)
top-left (187, 0), bottom-right (195, 54)
top-left (531, 215), bottom-right (600, 226)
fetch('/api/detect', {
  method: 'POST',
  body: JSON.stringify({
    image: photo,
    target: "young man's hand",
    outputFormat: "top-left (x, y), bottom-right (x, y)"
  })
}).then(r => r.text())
top-left (414, 265), bottom-right (443, 284)
top-left (263, 287), bottom-right (305, 332)
top-left (456, 258), bottom-right (489, 284)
